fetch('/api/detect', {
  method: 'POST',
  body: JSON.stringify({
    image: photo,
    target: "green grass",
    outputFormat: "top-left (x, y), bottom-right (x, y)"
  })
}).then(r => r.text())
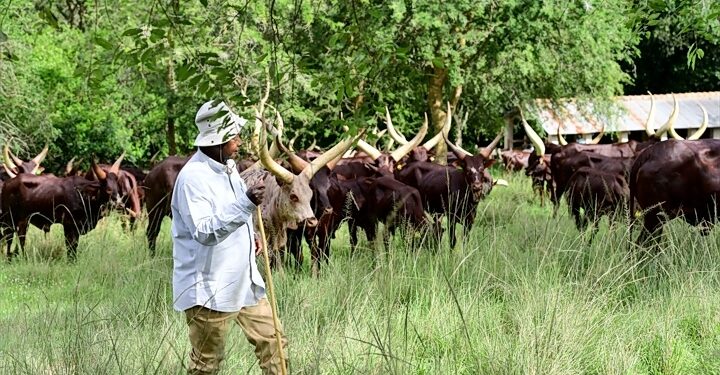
top-left (1, 171), bottom-right (720, 374)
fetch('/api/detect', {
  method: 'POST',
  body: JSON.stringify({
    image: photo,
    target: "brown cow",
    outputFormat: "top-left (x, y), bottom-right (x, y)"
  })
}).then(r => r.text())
top-left (1, 156), bottom-right (124, 260)
top-left (629, 139), bottom-right (720, 245)
top-left (144, 155), bottom-right (191, 255)
top-left (566, 166), bottom-right (629, 241)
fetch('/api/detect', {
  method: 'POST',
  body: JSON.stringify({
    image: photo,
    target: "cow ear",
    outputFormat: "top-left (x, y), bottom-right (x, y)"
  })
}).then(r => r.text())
top-left (483, 159), bottom-right (496, 169)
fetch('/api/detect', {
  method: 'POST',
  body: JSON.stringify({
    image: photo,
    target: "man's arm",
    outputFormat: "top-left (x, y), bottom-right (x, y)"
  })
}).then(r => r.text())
top-left (177, 179), bottom-right (256, 246)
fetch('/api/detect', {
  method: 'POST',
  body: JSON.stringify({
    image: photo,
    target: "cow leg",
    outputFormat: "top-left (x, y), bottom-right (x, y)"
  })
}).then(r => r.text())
top-left (146, 210), bottom-right (164, 257)
top-left (1, 225), bottom-right (14, 260)
top-left (286, 229), bottom-right (304, 270)
top-left (349, 222), bottom-right (359, 255)
top-left (636, 208), bottom-right (664, 248)
top-left (63, 224), bottom-right (80, 262)
top-left (16, 220), bottom-right (29, 255)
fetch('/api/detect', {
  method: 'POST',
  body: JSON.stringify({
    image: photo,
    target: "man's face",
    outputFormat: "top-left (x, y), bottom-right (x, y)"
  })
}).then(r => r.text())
top-left (222, 135), bottom-right (241, 158)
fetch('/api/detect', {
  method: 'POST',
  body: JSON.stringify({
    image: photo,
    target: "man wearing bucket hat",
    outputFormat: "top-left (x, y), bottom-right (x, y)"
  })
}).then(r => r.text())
top-left (171, 100), bottom-right (287, 375)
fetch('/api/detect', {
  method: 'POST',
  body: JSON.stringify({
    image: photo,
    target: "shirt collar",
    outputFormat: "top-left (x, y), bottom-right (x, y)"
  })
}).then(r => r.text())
top-left (196, 149), bottom-right (236, 175)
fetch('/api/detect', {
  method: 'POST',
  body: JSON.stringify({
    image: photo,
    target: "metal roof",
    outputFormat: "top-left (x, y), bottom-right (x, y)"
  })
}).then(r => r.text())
top-left (533, 92), bottom-right (720, 135)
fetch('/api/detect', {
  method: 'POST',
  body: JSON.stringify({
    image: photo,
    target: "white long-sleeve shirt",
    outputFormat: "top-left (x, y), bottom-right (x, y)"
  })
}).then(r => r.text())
top-left (171, 151), bottom-right (266, 312)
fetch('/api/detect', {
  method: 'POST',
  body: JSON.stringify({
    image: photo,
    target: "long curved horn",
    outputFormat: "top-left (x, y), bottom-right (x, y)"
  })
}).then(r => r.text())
top-left (669, 116), bottom-right (683, 140)
top-left (2, 163), bottom-right (17, 178)
top-left (557, 126), bottom-right (568, 146)
top-left (275, 135), bottom-right (309, 174)
top-left (385, 107), bottom-right (408, 145)
top-left (92, 161), bottom-right (107, 180)
top-left (521, 109), bottom-right (545, 156)
top-left (31, 144), bottom-right (49, 166)
top-left (443, 131), bottom-right (471, 160)
top-left (302, 130), bottom-right (365, 179)
top-left (65, 157), bottom-right (77, 175)
top-left (589, 125), bottom-right (605, 144)
top-left (390, 114), bottom-right (428, 161)
top-left (655, 93), bottom-right (678, 137)
top-left (3, 144), bottom-right (18, 171)
top-left (252, 78), bottom-right (294, 184)
top-left (423, 110), bottom-right (451, 150)
top-left (109, 152), bottom-right (125, 175)
top-left (479, 132), bottom-right (504, 159)
top-left (644, 91), bottom-right (656, 136)
top-left (688, 104), bottom-right (708, 140)
top-left (356, 139), bottom-right (382, 160)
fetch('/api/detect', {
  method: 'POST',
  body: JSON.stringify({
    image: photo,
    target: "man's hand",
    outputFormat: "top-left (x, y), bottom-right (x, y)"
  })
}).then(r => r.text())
top-left (246, 182), bottom-right (266, 206)
top-left (254, 234), bottom-right (263, 256)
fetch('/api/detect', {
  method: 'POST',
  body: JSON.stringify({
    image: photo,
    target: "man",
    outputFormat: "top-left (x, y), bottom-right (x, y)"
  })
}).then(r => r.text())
top-left (171, 100), bottom-right (288, 375)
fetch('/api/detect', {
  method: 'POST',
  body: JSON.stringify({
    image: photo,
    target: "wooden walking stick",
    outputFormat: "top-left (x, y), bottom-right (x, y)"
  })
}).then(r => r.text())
top-left (256, 207), bottom-right (288, 375)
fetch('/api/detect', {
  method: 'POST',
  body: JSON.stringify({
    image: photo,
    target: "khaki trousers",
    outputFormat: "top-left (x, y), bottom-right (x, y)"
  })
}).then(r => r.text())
top-left (184, 298), bottom-right (288, 375)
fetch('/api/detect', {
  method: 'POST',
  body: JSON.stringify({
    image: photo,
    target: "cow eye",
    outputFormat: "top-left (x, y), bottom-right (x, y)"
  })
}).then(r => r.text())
top-left (290, 194), bottom-right (299, 202)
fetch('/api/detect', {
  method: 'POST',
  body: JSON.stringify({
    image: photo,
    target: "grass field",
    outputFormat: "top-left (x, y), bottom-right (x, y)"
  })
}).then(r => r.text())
top-left (1, 171), bottom-right (719, 374)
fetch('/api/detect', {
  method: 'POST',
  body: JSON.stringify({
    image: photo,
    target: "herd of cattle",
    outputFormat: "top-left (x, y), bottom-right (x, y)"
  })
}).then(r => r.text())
top-left (1, 93), bottom-right (719, 271)
top-left (504, 94), bottom-right (719, 243)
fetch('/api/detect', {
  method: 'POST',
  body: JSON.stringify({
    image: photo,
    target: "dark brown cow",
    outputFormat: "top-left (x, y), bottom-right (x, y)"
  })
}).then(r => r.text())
top-left (0, 158), bottom-right (124, 260)
top-left (397, 133), bottom-right (500, 248)
top-left (501, 150), bottom-right (531, 171)
top-left (629, 139), bottom-right (720, 244)
top-left (551, 152), bottom-right (634, 209)
top-left (84, 154), bottom-right (142, 230)
top-left (566, 167), bottom-right (629, 240)
top-left (144, 155), bottom-right (191, 255)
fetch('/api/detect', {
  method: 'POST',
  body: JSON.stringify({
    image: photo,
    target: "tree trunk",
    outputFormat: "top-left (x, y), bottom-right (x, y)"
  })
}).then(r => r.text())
top-left (428, 66), bottom-right (447, 164)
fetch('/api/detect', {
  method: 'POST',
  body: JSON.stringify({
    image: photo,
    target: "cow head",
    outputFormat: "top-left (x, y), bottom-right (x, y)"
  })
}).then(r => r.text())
top-left (3, 143), bottom-right (49, 178)
top-left (444, 131), bottom-right (500, 201)
top-left (252, 86), bottom-right (360, 230)
top-left (89, 153), bottom-right (125, 213)
top-left (356, 112), bottom-right (428, 175)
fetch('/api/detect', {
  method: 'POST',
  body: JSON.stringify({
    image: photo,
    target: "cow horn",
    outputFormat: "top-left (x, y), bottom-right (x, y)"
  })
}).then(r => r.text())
top-left (557, 126), bottom-right (568, 146)
top-left (109, 152), bottom-right (125, 175)
top-left (302, 129), bottom-right (365, 179)
top-left (3, 144), bottom-right (18, 171)
top-left (65, 157), bottom-right (77, 175)
top-left (644, 91), bottom-right (656, 136)
top-left (252, 78), bottom-right (294, 184)
top-left (422, 111), bottom-right (451, 150)
top-left (443, 130), bottom-right (471, 160)
top-left (2, 163), bottom-right (17, 178)
top-left (288, 135), bottom-right (298, 152)
top-left (520, 109), bottom-right (545, 156)
top-left (92, 161), bottom-right (107, 180)
top-left (687, 104), bottom-right (708, 140)
top-left (589, 125), bottom-right (605, 144)
top-left (385, 107), bottom-right (408, 145)
top-left (276, 135), bottom-right (309, 174)
top-left (669, 116), bottom-right (684, 140)
top-left (480, 132), bottom-right (504, 159)
top-left (390, 114), bottom-right (428, 162)
top-left (655, 93), bottom-right (678, 137)
top-left (30, 143), bottom-right (49, 166)
top-left (356, 139), bottom-right (383, 160)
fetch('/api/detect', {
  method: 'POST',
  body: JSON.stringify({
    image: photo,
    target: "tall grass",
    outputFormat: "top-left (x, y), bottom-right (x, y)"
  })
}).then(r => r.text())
top-left (1, 171), bottom-right (719, 374)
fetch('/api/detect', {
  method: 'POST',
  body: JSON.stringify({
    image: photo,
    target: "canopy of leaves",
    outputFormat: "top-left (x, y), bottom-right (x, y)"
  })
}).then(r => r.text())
top-left (0, 0), bottom-right (717, 171)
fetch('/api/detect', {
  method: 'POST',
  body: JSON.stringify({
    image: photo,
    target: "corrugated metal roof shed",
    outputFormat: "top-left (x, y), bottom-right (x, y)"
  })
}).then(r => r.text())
top-left (533, 92), bottom-right (720, 135)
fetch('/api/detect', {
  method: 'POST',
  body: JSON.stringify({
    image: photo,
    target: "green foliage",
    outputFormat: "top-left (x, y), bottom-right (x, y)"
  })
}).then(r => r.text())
top-left (0, 0), bottom-right (717, 169)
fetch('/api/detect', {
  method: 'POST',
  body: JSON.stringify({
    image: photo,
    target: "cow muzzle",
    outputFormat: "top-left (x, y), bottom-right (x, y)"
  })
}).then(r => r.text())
top-left (304, 217), bottom-right (319, 228)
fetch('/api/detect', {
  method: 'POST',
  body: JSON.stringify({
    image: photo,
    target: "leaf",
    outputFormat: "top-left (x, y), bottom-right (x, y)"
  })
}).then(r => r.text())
top-left (0, 31), bottom-right (7, 43)
top-left (122, 28), bottom-right (142, 37)
top-left (93, 37), bottom-right (113, 49)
